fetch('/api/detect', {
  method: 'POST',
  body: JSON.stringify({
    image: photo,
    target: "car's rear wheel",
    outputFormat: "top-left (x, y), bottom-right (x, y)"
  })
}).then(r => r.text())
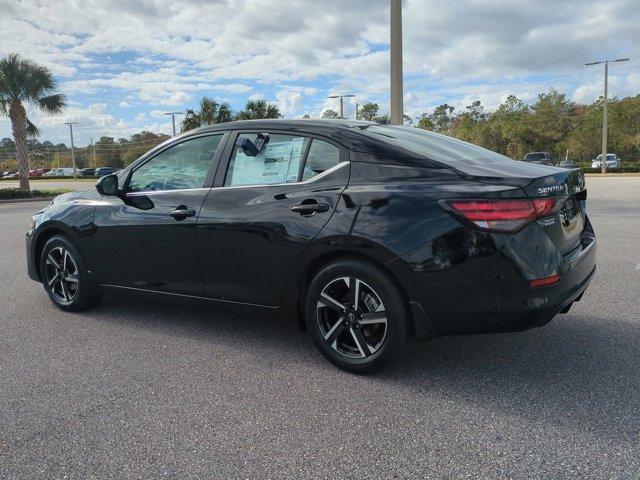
top-left (304, 258), bottom-right (408, 373)
top-left (40, 235), bottom-right (101, 311)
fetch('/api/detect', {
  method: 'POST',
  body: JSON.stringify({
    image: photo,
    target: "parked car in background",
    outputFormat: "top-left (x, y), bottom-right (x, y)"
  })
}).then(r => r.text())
top-left (2, 170), bottom-right (17, 177)
top-left (523, 152), bottom-right (554, 165)
top-left (26, 119), bottom-right (597, 372)
top-left (94, 167), bottom-right (116, 177)
top-left (29, 168), bottom-right (50, 177)
top-left (79, 168), bottom-right (96, 177)
top-left (592, 153), bottom-right (620, 169)
top-left (43, 167), bottom-right (76, 177)
top-left (558, 160), bottom-right (576, 168)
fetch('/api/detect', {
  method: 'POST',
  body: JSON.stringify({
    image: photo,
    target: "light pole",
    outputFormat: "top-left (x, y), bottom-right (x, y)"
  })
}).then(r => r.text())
top-left (64, 122), bottom-right (78, 179)
top-left (163, 111), bottom-right (183, 136)
top-left (327, 94), bottom-right (356, 119)
top-left (390, 0), bottom-right (403, 125)
top-left (585, 58), bottom-right (629, 173)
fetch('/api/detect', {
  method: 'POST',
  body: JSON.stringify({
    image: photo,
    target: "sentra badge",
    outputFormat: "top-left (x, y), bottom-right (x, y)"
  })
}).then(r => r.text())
top-left (537, 185), bottom-right (565, 195)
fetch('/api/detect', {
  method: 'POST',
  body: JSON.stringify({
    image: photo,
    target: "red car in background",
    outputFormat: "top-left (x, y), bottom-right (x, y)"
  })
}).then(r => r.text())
top-left (29, 168), bottom-right (50, 177)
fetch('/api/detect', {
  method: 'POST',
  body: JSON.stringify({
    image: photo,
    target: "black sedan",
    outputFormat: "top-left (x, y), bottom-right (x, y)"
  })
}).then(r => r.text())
top-left (26, 120), bottom-right (596, 372)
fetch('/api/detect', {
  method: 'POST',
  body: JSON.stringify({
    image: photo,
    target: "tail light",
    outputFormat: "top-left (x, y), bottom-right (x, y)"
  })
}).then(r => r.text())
top-left (440, 197), bottom-right (563, 233)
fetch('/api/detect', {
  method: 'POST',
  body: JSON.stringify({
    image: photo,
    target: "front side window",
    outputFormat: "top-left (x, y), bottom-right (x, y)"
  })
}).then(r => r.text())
top-left (225, 133), bottom-right (309, 187)
top-left (128, 135), bottom-right (223, 192)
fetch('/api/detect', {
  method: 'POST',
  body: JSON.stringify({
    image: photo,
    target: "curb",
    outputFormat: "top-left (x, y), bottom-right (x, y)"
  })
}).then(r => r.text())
top-left (584, 173), bottom-right (640, 177)
top-left (0, 197), bottom-right (55, 204)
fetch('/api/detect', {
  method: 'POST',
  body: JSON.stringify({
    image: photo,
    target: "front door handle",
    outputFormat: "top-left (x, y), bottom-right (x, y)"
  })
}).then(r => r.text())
top-left (290, 202), bottom-right (330, 216)
top-left (168, 206), bottom-right (196, 220)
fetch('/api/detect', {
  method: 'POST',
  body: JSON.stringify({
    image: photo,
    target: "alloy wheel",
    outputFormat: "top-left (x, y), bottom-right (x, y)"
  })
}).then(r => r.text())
top-left (44, 246), bottom-right (80, 304)
top-left (316, 277), bottom-right (388, 358)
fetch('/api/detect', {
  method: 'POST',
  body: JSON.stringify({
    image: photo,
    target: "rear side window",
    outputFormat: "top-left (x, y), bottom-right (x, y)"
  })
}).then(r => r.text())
top-left (363, 125), bottom-right (515, 165)
top-left (225, 134), bottom-right (310, 186)
top-left (302, 140), bottom-right (340, 181)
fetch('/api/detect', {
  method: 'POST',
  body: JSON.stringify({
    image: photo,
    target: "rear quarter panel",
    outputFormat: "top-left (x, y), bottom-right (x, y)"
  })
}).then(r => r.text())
top-left (338, 161), bottom-right (530, 336)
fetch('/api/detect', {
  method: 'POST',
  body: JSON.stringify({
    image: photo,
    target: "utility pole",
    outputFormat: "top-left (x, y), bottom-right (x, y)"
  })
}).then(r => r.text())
top-left (327, 94), bottom-right (356, 119)
top-left (163, 112), bottom-right (183, 136)
top-left (91, 137), bottom-right (97, 168)
top-left (64, 122), bottom-right (78, 179)
top-left (355, 102), bottom-right (359, 120)
top-left (390, 0), bottom-right (403, 125)
top-left (585, 57), bottom-right (629, 173)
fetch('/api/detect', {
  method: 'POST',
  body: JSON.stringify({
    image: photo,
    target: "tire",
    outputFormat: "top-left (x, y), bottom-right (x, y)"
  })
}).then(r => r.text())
top-left (304, 258), bottom-right (408, 373)
top-left (39, 235), bottom-right (102, 312)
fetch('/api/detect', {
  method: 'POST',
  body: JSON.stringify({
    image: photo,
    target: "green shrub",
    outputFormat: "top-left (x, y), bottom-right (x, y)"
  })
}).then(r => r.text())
top-left (0, 188), bottom-right (74, 199)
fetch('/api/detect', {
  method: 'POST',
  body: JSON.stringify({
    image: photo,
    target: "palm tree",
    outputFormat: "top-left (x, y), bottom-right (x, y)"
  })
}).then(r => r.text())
top-left (181, 97), bottom-right (233, 131)
top-left (0, 53), bottom-right (66, 191)
top-left (235, 99), bottom-right (281, 120)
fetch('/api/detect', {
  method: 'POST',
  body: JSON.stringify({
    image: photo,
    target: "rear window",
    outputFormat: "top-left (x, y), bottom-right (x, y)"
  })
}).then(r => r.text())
top-left (362, 125), bottom-right (516, 165)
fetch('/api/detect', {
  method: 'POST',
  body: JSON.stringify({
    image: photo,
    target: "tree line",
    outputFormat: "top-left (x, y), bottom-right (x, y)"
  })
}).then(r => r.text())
top-left (0, 131), bottom-right (171, 172)
top-left (353, 90), bottom-right (640, 163)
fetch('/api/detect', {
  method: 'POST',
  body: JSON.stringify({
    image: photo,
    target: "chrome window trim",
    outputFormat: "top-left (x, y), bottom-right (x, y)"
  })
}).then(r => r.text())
top-left (125, 187), bottom-right (211, 197)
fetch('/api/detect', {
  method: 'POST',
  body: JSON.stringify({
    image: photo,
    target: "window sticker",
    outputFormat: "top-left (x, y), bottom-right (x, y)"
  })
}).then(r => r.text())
top-left (229, 136), bottom-right (307, 186)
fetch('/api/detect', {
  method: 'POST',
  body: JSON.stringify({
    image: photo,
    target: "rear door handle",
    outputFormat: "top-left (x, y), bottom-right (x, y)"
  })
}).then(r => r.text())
top-left (290, 202), bottom-right (330, 215)
top-left (168, 206), bottom-right (196, 220)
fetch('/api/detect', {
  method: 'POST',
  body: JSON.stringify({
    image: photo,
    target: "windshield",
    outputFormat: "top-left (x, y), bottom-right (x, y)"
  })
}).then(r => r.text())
top-left (362, 125), bottom-right (516, 165)
top-left (524, 153), bottom-right (547, 160)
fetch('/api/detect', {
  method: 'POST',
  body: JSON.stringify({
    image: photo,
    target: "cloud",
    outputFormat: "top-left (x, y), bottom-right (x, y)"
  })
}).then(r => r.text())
top-left (0, 0), bottom-right (637, 143)
top-left (276, 90), bottom-right (304, 115)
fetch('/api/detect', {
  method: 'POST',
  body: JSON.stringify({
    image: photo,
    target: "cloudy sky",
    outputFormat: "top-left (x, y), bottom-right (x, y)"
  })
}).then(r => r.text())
top-left (0, 0), bottom-right (639, 146)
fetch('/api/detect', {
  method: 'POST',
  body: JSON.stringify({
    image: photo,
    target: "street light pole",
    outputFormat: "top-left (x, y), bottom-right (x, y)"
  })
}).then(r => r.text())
top-left (91, 137), bottom-right (97, 168)
top-left (390, 0), bottom-right (403, 125)
top-left (163, 112), bottom-right (183, 136)
top-left (586, 58), bottom-right (629, 173)
top-left (64, 122), bottom-right (78, 179)
top-left (327, 94), bottom-right (356, 119)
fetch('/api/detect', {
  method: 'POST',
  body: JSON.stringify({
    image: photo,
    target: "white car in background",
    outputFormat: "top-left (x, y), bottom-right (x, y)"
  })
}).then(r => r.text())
top-left (592, 154), bottom-right (620, 169)
top-left (43, 168), bottom-right (76, 177)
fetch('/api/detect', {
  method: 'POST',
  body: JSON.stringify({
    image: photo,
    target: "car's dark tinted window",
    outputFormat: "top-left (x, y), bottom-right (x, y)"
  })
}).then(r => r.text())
top-left (225, 133), bottom-right (310, 186)
top-left (128, 134), bottom-right (223, 192)
top-left (302, 139), bottom-right (340, 181)
top-left (363, 125), bottom-right (516, 165)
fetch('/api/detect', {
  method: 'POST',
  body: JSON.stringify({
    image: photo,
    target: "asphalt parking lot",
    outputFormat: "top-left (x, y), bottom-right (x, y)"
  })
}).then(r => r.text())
top-left (1, 177), bottom-right (639, 479)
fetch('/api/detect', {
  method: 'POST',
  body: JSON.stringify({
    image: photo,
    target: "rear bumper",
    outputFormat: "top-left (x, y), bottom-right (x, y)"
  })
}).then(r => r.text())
top-left (390, 230), bottom-right (597, 339)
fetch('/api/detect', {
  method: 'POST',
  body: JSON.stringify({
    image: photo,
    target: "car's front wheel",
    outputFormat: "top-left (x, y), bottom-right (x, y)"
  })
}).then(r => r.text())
top-left (304, 258), bottom-right (408, 373)
top-left (40, 235), bottom-right (101, 311)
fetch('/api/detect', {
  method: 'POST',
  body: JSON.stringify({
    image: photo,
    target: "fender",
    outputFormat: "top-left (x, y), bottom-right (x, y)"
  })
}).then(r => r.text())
top-left (30, 193), bottom-right (100, 281)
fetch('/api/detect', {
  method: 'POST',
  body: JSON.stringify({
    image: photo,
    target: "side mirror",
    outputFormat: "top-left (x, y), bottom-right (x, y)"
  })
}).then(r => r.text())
top-left (96, 173), bottom-right (119, 196)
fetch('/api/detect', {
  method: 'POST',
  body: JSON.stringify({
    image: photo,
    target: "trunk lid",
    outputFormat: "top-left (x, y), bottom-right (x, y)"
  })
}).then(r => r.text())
top-left (524, 167), bottom-right (587, 255)
top-left (457, 163), bottom-right (588, 254)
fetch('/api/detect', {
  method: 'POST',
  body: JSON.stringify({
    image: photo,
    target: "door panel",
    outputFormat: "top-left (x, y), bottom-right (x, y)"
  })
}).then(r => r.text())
top-left (92, 133), bottom-right (226, 294)
top-left (93, 190), bottom-right (210, 293)
top-left (198, 164), bottom-right (349, 306)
